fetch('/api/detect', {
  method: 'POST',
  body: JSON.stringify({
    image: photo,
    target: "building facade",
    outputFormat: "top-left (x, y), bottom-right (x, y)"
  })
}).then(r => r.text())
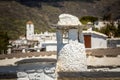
top-left (83, 31), bottom-right (107, 49)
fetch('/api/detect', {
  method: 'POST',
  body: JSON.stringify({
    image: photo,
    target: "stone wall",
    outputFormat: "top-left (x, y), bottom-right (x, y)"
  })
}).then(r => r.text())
top-left (57, 40), bottom-right (87, 72)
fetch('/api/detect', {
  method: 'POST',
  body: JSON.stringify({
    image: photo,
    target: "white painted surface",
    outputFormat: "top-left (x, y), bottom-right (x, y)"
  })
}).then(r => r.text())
top-left (83, 31), bottom-right (107, 38)
top-left (94, 21), bottom-right (118, 29)
top-left (43, 40), bottom-right (57, 51)
top-left (56, 30), bottom-right (63, 53)
top-left (1, 55), bottom-right (120, 67)
top-left (57, 40), bottom-right (87, 72)
top-left (0, 55), bottom-right (56, 66)
top-left (107, 38), bottom-right (120, 48)
top-left (83, 31), bottom-right (107, 49)
top-left (87, 55), bottom-right (120, 66)
top-left (7, 48), bottom-right (11, 54)
top-left (17, 72), bottom-right (28, 78)
top-left (68, 29), bottom-right (78, 41)
top-left (94, 21), bottom-right (107, 29)
top-left (91, 34), bottom-right (107, 49)
top-left (26, 23), bottom-right (34, 40)
top-left (17, 77), bottom-right (29, 80)
top-left (17, 63), bottom-right (56, 80)
top-left (56, 14), bottom-right (87, 72)
top-left (28, 72), bottom-right (37, 80)
top-left (46, 45), bottom-right (57, 51)
top-left (57, 14), bottom-right (82, 26)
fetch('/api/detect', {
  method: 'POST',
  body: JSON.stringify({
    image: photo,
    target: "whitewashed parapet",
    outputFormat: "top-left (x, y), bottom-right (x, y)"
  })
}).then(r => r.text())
top-left (57, 40), bottom-right (87, 72)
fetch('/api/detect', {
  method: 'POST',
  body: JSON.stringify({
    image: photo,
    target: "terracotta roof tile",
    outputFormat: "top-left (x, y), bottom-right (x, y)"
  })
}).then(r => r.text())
top-left (27, 21), bottom-right (33, 24)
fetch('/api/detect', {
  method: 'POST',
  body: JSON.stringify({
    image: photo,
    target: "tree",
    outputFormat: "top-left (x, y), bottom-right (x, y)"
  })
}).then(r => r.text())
top-left (99, 23), bottom-right (117, 38)
top-left (80, 16), bottom-right (98, 25)
top-left (116, 24), bottom-right (120, 37)
top-left (103, 13), bottom-right (112, 21)
top-left (0, 32), bottom-right (9, 54)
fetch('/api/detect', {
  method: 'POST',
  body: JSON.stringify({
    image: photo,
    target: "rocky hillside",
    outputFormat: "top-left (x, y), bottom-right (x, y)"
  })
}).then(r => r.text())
top-left (0, 0), bottom-right (119, 39)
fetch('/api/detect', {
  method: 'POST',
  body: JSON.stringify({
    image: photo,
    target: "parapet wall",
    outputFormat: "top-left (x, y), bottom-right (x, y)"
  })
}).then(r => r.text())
top-left (0, 48), bottom-right (120, 67)
top-left (87, 55), bottom-right (120, 66)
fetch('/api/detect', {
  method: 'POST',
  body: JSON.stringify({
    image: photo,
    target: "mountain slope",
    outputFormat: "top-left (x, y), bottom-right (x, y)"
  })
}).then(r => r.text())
top-left (0, 0), bottom-right (119, 39)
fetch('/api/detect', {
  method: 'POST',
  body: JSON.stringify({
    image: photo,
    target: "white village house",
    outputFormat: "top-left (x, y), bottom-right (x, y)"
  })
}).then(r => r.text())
top-left (25, 20), bottom-right (109, 51)
top-left (10, 19), bottom-right (120, 53)
top-left (0, 14), bottom-right (120, 80)
top-left (10, 21), bottom-right (109, 53)
top-left (94, 20), bottom-right (119, 29)
top-left (83, 31), bottom-right (107, 49)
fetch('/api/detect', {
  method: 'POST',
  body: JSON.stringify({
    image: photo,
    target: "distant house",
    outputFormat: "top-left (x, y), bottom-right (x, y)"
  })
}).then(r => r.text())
top-left (94, 21), bottom-right (109, 29)
top-left (44, 31), bottom-right (108, 50)
top-left (94, 20), bottom-right (119, 29)
top-left (107, 38), bottom-right (120, 48)
top-left (83, 31), bottom-right (108, 49)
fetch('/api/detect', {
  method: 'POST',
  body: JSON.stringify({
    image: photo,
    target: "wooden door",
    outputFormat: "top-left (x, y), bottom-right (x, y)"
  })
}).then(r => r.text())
top-left (84, 35), bottom-right (91, 48)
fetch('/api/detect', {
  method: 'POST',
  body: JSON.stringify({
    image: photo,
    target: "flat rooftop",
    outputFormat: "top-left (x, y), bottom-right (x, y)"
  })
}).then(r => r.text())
top-left (0, 48), bottom-right (120, 59)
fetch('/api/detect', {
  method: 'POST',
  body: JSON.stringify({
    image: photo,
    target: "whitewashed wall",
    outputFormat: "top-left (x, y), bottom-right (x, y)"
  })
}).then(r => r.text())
top-left (46, 45), bottom-right (57, 51)
top-left (107, 38), bottom-right (120, 48)
top-left (91, 34), bottom-right (107, 49)
top-left (94, 21), bottom-right (106, 29)
top-left (68, 29), bottom-right (78, 41)
top-left (87, 55), bottom-right (120, 66)
top-left (17, 63), bottom-right (56, 80)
